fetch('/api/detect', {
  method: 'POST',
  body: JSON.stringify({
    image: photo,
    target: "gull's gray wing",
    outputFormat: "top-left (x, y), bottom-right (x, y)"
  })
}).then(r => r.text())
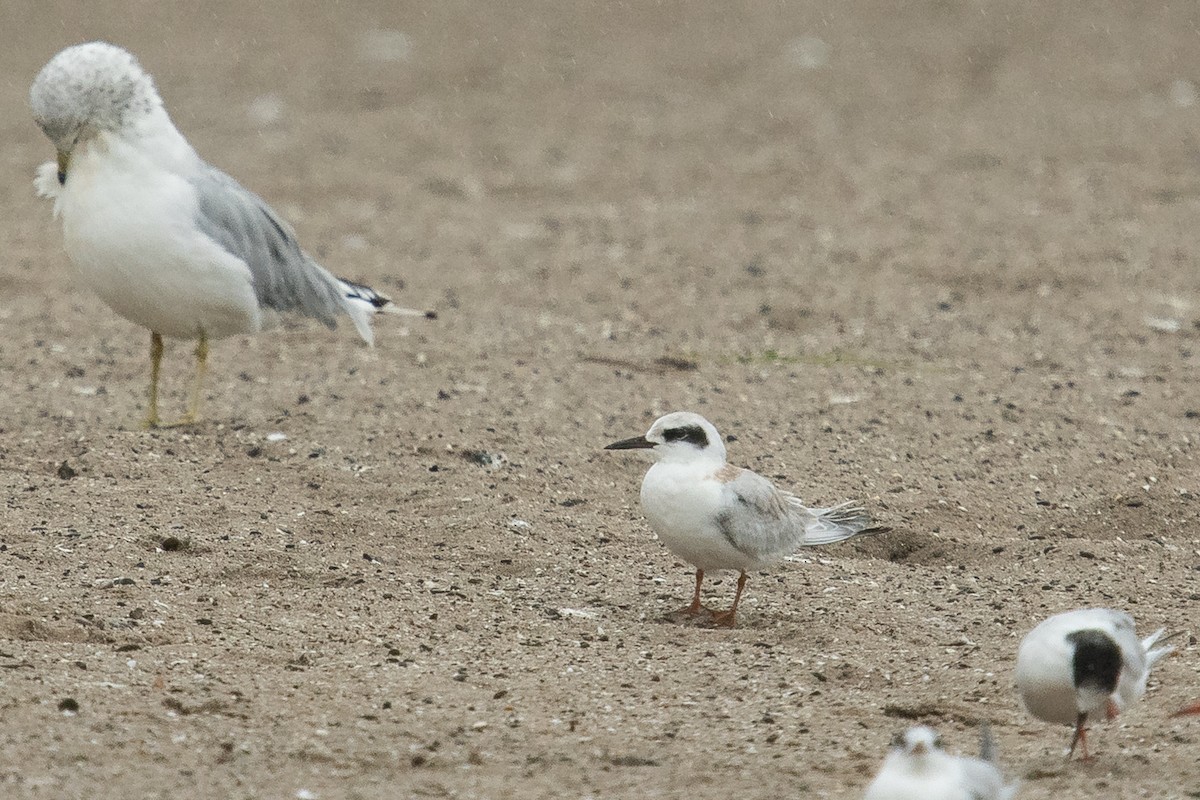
top-left (192, 165), bottom-right (346, 326)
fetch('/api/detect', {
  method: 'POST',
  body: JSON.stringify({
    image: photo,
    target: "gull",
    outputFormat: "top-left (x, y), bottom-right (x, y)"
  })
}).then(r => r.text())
top-left (1015, 607), bottom-right (1173, 760)
top-left (604, 411), bottom-right (886, 626)
top-left (30, 42), bottom-right (432, 428)
top-left (863, 724), bottom-right (1018, 800)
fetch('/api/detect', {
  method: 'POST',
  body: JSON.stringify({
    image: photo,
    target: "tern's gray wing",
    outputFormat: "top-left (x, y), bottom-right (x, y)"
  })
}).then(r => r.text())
top-left (714, 469), bottom-right (807, 562)
top-left (1092, 610), bottom-right (1152, 678)
top-left (192, 165), bottom-right (346, 326)
top-left (716, 469), bottom-right (885, 561)
top-left (960, 759), bottom-right (1014, 800)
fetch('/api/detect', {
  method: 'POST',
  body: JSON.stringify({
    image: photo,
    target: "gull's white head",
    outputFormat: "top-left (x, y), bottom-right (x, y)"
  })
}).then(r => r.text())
top-left (892, 726), bottom-right (944, 760)
top-left (605, 411), bottom-right (727, 464)
top-left (30, 42), bottom-right (163, 179)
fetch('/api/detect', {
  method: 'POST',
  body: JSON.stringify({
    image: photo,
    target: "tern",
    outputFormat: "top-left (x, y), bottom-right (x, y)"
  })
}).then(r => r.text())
top-left (1015, 607), bottom-right (1173, 759)
top-left (863, 724), bottom-right (1018, 800)
top-left (605, 411), bottom-right (886, 626)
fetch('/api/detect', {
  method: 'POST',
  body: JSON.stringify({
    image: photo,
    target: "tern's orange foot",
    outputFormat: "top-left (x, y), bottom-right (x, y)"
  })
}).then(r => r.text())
top-left (1172, 701), bottom-right (1200, 717)
top-left (709, 609), bottom-right (738, 628)
top-left (665, 604), bottom-right (715, 624)
top-left (1068, 725), bottom-right (1093, 762)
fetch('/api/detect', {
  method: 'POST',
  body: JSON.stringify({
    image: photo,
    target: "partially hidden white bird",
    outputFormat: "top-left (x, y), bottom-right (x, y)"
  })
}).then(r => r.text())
top-left (1015, 608), bottom-right (1174, 760)
top-left (863, 725), bottom-right (1018, 800)
top-left (604, 411), bottom-right (887, 627)
top-left (30, 42), bottom-right (433, 428)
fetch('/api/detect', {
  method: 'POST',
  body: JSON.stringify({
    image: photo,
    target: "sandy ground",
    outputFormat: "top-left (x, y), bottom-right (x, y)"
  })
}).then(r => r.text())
top-left (1, 1), bottom-right (1200, 797)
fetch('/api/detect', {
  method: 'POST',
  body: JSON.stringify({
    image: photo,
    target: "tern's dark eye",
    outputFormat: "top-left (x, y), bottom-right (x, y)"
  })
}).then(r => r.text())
top-left (933, 736), bottom-right (944, 749)
top-left (662, 425), bottom-right (708, 447)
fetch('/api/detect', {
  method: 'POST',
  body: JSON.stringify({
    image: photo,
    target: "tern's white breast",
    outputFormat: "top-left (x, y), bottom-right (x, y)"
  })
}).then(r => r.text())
top-left (639, 460), bottom-right (755, 572)
top-left (863, 752), bottom-right (968, 800)
top-left (58, 133), bottom-right (260, 340)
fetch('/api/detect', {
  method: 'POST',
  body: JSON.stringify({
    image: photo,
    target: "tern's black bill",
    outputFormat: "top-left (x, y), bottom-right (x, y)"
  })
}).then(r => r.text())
top-left (604, 435), bottom-right (656, 450)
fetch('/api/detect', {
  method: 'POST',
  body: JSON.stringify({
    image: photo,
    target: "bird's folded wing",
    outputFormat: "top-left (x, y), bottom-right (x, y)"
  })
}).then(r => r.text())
top-left (192, 165), bottom-right (346, 325)
top-left (714, 470), bottom-right (796, 560)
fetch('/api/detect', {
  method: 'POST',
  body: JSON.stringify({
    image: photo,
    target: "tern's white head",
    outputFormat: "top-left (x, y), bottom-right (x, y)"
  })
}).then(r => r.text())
top-left (30, 42), bottom-right (164, 179)
top-left (604, 411), bottom-right (727, 465)
top-left (892, 726), bottom-right (943, 759)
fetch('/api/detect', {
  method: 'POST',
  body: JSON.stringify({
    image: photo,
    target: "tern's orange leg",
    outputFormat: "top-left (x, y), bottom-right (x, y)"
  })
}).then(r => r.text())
top-left (685, 569), bottom-right (705, 614)
top-left (1173, 700), bottom-right (1200, 717)
top-left (667, 569), bottom-right (712, 622)
top-left (711, 571), bottom-right (748, 628)
top-left (1068, 713), bottom-right (1092, 761)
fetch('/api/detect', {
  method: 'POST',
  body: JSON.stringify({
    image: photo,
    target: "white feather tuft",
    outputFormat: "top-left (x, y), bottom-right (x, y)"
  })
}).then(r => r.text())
top-left (34, 162), bottom-right (63, 213)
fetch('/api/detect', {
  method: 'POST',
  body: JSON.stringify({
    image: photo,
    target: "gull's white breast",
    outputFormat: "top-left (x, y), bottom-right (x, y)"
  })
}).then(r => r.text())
top-left (639, 460), bottom-right (755, 572)
top-left (58, 131), bottom-right (260, 340)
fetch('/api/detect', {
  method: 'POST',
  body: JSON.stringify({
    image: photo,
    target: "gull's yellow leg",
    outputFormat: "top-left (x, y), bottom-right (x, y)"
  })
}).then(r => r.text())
top-left (179, 332), bottom-right (208, 425)
top-left (142, 332), bottom-right (164, 429)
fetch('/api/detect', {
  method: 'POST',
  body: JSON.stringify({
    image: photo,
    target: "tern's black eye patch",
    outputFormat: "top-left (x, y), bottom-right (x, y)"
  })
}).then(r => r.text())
top-left (662, 425), bottom-right (708, 447)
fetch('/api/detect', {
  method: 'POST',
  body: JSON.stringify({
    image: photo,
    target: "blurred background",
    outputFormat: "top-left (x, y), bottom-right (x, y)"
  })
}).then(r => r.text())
top-left (2, 3), bottom-right (1200, 798)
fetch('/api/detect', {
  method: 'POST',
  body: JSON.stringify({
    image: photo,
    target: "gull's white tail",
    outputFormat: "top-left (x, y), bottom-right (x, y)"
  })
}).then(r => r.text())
top-left (338, 277), bottom-right (436, 346)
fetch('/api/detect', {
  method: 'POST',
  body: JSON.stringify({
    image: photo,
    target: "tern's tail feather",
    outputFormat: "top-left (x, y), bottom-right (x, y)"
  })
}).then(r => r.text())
top-left (797, 501), bottom-right (889, 546)
top-left (1142, 627), bottom-right (1176, 668)
top-left (968, 722), bottom-right (1020, 800)
top-left (337, 277), bottom-right (436, 346)
top-left (978, 721), bottom-right (998, 763)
